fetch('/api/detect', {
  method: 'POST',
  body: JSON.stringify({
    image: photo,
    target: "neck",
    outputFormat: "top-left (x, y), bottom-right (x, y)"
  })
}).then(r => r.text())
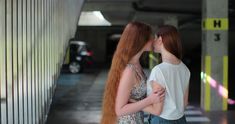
top-left (129, 51), bottom-right (143, 65)
top-left (161, 48), bottom-right (180, 64)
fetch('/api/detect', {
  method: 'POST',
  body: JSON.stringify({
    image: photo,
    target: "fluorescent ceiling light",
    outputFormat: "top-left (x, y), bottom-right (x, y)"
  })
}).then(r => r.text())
top-left (78, 11), bottom-right (111, 26)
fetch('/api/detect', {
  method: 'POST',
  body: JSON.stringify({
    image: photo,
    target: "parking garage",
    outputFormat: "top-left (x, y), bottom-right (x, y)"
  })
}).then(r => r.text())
top-left (1, 0), bottom-right (235, 124)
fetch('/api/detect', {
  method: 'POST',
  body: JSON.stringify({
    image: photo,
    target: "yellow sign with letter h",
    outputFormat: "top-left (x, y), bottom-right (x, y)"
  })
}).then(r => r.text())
top-left (202, 18), bottom-right (228, 30)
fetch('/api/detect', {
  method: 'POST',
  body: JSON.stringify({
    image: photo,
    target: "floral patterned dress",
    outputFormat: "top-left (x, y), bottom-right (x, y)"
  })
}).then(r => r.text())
top-left (117, 64), bottom-right (147, 124)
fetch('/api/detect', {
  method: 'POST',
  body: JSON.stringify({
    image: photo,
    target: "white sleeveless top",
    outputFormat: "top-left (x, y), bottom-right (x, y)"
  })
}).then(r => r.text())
top-left (147, 61), bottom-right (190, 120)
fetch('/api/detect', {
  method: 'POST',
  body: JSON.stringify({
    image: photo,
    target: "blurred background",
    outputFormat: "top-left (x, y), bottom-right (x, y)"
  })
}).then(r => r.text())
top-left (0, 0), bottom-right (235, 124)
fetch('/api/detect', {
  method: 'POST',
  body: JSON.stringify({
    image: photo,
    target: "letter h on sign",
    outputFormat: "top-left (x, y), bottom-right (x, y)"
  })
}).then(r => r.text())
top-left (214, 20), bottom-right (221, 28)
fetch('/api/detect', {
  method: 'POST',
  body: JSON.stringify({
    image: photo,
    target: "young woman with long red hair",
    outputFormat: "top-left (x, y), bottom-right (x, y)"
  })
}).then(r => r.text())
top-left (101, 21), bottom-right (165, 124)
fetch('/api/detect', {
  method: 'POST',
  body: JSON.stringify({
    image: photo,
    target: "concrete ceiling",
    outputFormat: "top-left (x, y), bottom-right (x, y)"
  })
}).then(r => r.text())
top-left (82, 0), bottom-right (235, 29)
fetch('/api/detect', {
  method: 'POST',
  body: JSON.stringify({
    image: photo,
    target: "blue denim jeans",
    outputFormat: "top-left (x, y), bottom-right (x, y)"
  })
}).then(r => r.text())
top-left (149, 115), bottom-right (187, 124)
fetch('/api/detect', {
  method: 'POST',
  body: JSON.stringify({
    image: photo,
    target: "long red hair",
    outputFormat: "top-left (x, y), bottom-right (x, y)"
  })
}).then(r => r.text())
top-left (101, 21), bottom-right (153, 124)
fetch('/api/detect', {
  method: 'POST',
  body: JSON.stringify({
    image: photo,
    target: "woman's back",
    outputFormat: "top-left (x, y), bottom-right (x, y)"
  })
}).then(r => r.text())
top-left (147, 61), bottom-right (190, 120)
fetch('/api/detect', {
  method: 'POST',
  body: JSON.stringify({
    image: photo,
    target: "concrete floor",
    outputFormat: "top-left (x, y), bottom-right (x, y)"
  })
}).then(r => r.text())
top-left (46, 68), bottom-right (235, 124)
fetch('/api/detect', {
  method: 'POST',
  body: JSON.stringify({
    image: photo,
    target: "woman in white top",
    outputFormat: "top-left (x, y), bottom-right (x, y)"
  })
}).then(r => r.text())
top-left (147, 25), bottom-right (190, 124)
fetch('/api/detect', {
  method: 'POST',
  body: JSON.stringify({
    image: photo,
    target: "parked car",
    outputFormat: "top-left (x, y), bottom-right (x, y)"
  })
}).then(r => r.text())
top-left (68, 40), bottom-right (93, 73)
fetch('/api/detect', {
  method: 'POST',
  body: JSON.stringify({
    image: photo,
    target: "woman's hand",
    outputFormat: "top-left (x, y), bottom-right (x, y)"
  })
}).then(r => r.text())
top-left (147, 89), bottom-right (165, 104)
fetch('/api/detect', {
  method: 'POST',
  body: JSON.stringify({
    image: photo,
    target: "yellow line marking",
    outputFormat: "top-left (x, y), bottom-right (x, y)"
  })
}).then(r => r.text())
top-left (205, 56), bottom-right (211, 111)
top-left (223, 56), bottom-right (228, 110)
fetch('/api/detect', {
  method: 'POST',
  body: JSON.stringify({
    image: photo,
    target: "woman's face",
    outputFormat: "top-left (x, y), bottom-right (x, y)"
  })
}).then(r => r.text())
top-left (153, 35), bottom-right (162, 53)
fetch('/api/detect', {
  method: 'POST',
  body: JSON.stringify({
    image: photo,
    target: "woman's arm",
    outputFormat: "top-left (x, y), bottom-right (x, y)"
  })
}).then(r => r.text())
top-left (143, 99), bottom-right (164, 115)
top-left (184, 86), bottom-right (189, 109)
top-left (115, 68), bottom-right (163, 117)
top-left (142, 81), bottom-right (165, 115)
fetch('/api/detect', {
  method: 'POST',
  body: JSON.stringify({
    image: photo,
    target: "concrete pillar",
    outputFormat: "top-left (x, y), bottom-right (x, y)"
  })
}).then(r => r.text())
top-left (201, 0), bottom-right (228, 111)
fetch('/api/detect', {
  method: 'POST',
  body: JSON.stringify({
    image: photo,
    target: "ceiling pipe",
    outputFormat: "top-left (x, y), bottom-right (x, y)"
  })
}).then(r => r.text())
top-left (132, 2), bottom-right (201, 16)
top-left (133, 1), bottom-right (235, 17)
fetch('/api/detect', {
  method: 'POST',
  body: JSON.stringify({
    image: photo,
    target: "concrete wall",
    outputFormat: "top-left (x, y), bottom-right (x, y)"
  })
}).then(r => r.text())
top-left (0, 0), bottom-right (84, 124)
